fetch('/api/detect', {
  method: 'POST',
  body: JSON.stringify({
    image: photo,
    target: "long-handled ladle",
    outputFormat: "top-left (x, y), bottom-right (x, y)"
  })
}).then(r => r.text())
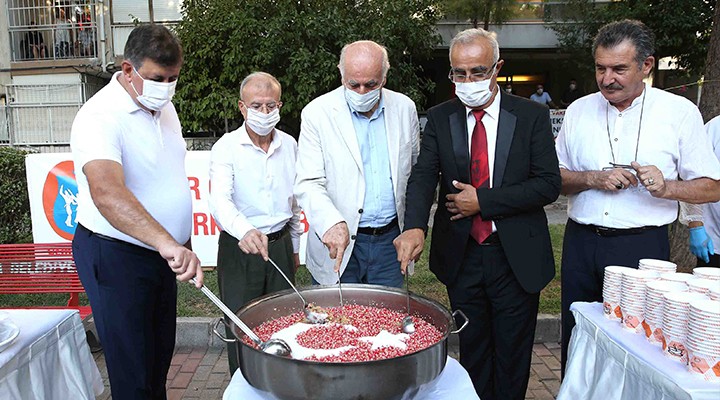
top-left (267, 258), bottom-right (328, 324)
top-left (401, 261), bottom-right (416, 334)
top-left (337, 270), bottom-right (344, 307)
top-left (190, 278), bottom-right (292, 357)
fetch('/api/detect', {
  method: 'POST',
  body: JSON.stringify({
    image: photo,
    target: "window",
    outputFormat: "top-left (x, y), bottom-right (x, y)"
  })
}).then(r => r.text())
top-left (111, 0), bottom-right (183, 24)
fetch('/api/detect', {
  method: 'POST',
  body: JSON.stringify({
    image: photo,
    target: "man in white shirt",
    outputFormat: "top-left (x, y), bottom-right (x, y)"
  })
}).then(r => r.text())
top-left (71, 24), bottom-right (203, 399)
top-left (556, 19), bottom-right (720, 374)
top-left (681, 115), bottom-right (720, 267)
top-left (209, 72), bottom-right (302, 374)
top-left (295, 40), bottom-right (420, 287)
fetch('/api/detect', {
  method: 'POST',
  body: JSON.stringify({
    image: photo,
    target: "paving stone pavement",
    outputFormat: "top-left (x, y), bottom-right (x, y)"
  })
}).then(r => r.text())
top-left (92, 342), bottom-right (560, 399)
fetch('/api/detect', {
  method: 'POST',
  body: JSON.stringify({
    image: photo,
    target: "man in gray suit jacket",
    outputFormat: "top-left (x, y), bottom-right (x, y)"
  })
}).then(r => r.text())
top-left (295, 40), bottom-right (420, 287)
top-left (395, 29), bottom-right (560, 399)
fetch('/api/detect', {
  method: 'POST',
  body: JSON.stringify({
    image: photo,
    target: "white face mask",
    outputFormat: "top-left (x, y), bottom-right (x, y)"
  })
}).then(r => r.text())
top-left (454, 78), bottom-right (494, 108)
top-left (344, 87), bottom-right (381, 113)
top-left (245, 107), bottom-right (280, 136)
top-left (130, 67), bottom-right (176, 111)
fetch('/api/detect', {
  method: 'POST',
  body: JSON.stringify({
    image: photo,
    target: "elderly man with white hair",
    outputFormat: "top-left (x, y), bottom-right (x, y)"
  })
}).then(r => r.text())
top-left (295, 40), bottom-right (420, 287)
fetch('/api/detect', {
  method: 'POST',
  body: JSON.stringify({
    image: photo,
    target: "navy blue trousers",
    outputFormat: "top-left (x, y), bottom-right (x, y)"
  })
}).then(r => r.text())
top-left (73, 224), bottom-right (177, 400)
top-left (447, 239), bottom-right (539, 400)
top-left (560, 219), bottom-right (669, 375)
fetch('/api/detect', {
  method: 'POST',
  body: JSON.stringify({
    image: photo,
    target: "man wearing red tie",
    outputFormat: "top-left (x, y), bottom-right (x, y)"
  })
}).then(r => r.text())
top-left (394, 28), bottom-right (560, 400)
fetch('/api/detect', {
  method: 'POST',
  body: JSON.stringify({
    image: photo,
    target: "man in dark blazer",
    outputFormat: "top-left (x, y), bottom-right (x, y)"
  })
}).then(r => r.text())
top-left (394, 28), bottom-right (560, 400)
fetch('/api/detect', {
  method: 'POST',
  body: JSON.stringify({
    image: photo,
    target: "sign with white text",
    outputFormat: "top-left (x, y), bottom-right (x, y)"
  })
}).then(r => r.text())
top-left (550, 109), bottom-right (565, 138)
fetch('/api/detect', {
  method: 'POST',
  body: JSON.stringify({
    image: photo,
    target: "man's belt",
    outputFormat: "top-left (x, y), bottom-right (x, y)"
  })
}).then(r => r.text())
top-left (582, 223), bottom-right (661, 237)
top-left (357, 217), bottom-right (398, 236)
top-left (267, 225), bottom-right (288, 242)
top-left (94, 231), bottom-right (119, 242)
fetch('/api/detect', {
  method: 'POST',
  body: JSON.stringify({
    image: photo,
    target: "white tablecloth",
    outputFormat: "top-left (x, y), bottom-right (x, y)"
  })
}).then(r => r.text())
top-left (222, 356), bottom-right (479, 400)
top-left (558, 302), bottom-right (720, 400)
top-left (0, 309), bottom-right (104, 400)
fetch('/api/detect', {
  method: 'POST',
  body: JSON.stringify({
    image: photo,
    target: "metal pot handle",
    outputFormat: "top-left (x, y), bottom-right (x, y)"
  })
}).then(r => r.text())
top-left (450, 309), bottom-right (469, 334)
top-left (212, 318), bottom-right (237, 343)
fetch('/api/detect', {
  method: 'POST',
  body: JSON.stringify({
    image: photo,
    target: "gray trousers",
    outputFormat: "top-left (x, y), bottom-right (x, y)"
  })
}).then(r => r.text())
top-left (216, 229), bottom-right (295, 374)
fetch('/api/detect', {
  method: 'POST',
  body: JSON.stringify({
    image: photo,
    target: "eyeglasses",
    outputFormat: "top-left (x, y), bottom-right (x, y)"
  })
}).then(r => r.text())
top-left (448, 63), bottom-right (497, 83)
top-left (243, 101), bottom-right (282, 112)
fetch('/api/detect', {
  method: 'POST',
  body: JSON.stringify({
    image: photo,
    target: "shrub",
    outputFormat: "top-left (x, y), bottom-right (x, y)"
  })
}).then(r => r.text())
top-left (0, 147), bottom-right (32, 243)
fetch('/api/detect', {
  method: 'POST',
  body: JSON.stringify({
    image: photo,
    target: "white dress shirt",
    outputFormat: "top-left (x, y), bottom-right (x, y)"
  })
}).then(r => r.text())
top-left (209, 124), bottom-right (302, 252)
top-left (465, 87), bottom-right (501, 231)
top-left (556, 84), bottom-right (720, 228)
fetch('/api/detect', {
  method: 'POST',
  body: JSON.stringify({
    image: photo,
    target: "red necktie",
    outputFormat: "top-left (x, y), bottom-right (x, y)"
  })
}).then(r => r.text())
top-left (470, 110), bottom-right (492, 244)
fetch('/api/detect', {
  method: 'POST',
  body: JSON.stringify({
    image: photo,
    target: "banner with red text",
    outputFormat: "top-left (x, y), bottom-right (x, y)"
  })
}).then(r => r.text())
top-left (25, 152), bottom-right (309, 266)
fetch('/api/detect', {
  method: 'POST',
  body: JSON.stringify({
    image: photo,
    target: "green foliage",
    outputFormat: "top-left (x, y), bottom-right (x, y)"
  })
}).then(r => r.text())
top-left (546, 0), bottom-right (714, 76)
top-left (440, 0), bottom-right (517, 29)
top-left (0, 147), bottom-right (32, 244)
top-left (174, 0), bottom-right (443, 135)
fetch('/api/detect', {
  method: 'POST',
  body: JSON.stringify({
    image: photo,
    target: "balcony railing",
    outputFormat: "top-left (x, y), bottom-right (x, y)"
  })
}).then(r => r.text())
top-left (4, 82), bottom-right (103, 146)
top-left (7, 1), bottom-right (99, 62)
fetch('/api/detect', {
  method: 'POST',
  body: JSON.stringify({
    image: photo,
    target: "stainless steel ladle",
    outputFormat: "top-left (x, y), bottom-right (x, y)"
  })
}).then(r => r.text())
top-left (190, 278), bottom-right (292, 357)
top-left (401, 261), bottom-right (416, 334)
top-left (337, 270), bottom-right (344, 307)
top-left (267, 258), bottom-right (328, 324)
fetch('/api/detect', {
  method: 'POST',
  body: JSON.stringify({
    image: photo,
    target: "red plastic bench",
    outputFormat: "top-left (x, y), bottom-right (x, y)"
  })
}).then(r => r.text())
top-left (0, 242), bottom-right (92, 319)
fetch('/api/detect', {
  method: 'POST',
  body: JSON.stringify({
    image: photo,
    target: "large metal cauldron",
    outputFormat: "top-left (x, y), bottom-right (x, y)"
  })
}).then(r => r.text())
top-left (216, 284), bottom-right (467, 400)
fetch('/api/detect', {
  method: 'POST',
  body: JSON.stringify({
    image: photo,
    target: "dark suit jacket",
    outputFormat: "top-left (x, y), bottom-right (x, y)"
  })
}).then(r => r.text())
top-left (404, 93), bottom-right (561, 294)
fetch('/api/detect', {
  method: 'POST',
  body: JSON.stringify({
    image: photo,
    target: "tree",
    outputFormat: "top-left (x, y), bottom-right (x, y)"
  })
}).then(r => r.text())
top-left (441, 0), bottom-right (516, 30)
top-left (699, 0), bottom-right (720, 121)
top-left (0, 147), bottom-right (32, 244)
top-left (174, 0), bottom-right (442, 136)
top-left (667, 0), bottom-right (720, 271)
top-left (547, 0), bottom-right (714, 76)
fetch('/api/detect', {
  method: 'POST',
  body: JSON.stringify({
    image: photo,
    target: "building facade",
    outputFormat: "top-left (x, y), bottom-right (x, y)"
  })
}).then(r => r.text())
top-left (0, 1), bottom-right (698, 151)
top-left (0, 0), bottom-right (182, 152)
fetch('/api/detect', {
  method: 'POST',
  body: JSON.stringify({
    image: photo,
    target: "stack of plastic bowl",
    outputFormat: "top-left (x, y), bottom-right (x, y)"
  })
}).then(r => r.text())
top-left (639, 259), bottom-right (677, 274)
top-left (644, 280), bottom-right (688, 347)
top-left (693, 267), bottom-right (720, 281)
top-left (686, 299), bottom-right (720, 382)
top-left (661, 292), bottom-right (710, 363)
top-left (660, 272), bottom-right (697, 285)
top-left (620, 269), bottom-right (660, 333)
top-left (688, 278), bottom-right (718, 295)
top-left (603, 266), bottom-right (633, 321)
top-left (709, 286), bottom-right (720, 301)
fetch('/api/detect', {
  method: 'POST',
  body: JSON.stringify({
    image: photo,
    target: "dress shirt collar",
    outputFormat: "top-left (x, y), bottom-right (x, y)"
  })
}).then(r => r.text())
top-left (349, 93), bottom-right (386, 119)
top-left (605, 83), bottom-right (647, 112)
top-left (464, 85), bottom-right (501, 122)
top-left (238, 123), bottom-right (281, 154)
top-left (111, 71), bottom-right (162, 117)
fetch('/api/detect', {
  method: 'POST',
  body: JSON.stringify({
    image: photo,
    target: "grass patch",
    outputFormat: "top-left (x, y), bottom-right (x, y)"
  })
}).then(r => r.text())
top-left (1, 224), bottom-right (566, 316)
